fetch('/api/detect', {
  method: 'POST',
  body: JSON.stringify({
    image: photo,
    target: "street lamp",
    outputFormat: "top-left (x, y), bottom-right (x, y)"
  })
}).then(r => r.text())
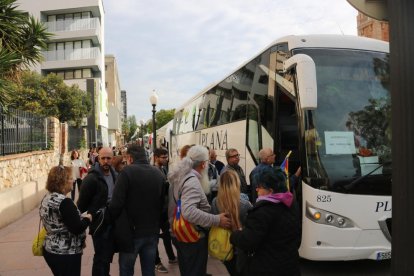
top-left (139, 119), bottom-right (145, 147)
top-left (149, 90), bottom-right (158, 151)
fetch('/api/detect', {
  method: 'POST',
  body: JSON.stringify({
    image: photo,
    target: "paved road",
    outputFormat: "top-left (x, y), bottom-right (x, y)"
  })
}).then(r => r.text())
top-left (0, 207), bottom-right (227, 276)
top-left (300, 259), bottom-right (391, 275)
top-left (0, 206), bottom-right (391, 275)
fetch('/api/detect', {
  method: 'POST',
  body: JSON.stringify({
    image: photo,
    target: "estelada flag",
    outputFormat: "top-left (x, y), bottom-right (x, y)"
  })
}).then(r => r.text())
top-left (280, 150), bottom-right (292, 191)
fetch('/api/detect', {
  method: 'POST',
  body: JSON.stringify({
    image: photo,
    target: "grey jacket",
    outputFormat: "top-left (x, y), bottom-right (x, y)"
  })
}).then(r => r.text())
top-left (168, 170), bottom-right (220, 234)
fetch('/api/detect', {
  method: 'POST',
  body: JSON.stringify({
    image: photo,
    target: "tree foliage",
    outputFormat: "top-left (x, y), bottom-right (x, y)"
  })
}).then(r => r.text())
top-left (123, 115), bottom-right (139, 142)
top-left (0, 0), bottom-right (51, 108)
top-left (147, 108), bottom-right (175, 133)
top-left (9, 71), bottom-right (91, 125)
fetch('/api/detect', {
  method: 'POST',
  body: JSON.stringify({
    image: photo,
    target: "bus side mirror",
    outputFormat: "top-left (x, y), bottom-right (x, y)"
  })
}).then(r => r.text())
top-left (283, 54), bottom-right (318, 110)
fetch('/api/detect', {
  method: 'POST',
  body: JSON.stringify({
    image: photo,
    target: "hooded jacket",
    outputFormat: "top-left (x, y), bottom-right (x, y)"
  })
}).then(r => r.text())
top-left (230, 192), bottom-right (301, 275)
top-left (77, 163), bottom-right (117, 235)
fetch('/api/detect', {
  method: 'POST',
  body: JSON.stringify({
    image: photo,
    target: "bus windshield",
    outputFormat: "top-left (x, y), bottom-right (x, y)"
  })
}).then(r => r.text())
top-left (295, 48), bottom-right (391, 195)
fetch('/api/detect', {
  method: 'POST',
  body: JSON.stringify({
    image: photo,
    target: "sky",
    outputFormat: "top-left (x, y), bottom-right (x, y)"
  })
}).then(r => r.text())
top-left (103, 0), bottom-right (358, 123)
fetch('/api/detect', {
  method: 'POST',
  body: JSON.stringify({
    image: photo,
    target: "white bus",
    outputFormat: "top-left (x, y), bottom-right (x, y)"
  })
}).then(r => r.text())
top-left (168, 35), bottom-right (391, 261)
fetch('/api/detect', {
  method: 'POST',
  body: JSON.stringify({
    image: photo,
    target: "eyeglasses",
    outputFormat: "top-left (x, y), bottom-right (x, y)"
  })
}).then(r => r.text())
top-left (229, 154), bottom-right (240, 158)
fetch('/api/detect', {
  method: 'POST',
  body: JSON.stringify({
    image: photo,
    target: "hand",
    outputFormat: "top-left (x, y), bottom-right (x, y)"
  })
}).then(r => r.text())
top-left (295, 166), bottom-right (302, 177)
top-left (82, 212), bottom-right (92, 222)
top-left (218, 212), bottom-right (231, 229)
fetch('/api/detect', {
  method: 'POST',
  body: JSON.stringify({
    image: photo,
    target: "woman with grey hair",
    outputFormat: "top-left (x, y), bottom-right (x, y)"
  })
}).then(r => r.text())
top-left (168, 145), bottom-right (231, 276)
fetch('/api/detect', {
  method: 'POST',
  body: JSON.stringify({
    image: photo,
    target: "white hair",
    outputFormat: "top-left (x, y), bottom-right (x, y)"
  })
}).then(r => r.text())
top-left (168, 145), bottom-right (209, 192)
top-left (258, 148), bottom-right (273, 162)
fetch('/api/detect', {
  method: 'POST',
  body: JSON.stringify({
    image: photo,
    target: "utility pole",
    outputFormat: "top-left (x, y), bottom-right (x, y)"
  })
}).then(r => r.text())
top-left (347, 1), bottom-right (414, 274)
top-left (389, 1), bottom-right (414, 274)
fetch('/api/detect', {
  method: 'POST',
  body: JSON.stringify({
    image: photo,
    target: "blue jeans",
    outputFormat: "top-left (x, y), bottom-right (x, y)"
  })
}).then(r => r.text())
top-left (119, 234), bottom-right (158, 276)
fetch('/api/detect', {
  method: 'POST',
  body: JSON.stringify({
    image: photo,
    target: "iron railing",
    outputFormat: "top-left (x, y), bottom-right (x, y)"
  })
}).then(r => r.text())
top-left (68, 126), bottom-right (84, 151)
top-left (0, 107), bottom-right (48, 156)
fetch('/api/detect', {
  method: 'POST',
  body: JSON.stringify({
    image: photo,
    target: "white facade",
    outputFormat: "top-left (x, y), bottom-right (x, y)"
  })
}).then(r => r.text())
top-left (105, 55), bottom-right (123, 146)
top-left (18, 0), bottom-right (108, 146)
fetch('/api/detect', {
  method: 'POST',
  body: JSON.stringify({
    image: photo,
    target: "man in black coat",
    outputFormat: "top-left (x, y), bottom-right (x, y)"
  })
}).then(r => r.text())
top-left (77, 147), bottom-right (117, 276)
top-left (107, 144), bottom-right (166, 276)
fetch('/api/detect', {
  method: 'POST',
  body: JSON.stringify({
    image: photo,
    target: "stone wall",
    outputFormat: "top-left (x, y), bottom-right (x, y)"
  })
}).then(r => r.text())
top-left (0, 118), bottom-right (78, 228)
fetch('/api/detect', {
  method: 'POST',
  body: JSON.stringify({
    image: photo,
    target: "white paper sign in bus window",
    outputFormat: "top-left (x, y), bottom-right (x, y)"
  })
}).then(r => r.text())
top-left (325, 131), bottom-right (356, 154)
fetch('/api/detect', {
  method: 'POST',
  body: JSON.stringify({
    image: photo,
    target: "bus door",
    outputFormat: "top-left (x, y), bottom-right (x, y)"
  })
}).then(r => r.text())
top-left (246, 95), bottom-right (262, 166)
top-left (273, 45), bottom-right (302, 192)
top-left (275, 90), bottom-right (300, 172)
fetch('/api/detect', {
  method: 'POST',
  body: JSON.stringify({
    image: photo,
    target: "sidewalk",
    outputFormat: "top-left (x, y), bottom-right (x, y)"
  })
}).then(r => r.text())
top-left (0, 207), bottom-right (229, 276)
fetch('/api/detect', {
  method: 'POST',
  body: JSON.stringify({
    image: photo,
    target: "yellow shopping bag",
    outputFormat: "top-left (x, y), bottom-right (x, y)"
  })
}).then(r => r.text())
top-left (32, 227), bottom-right (46, 256)
top-left (208, 226), bottom-right (233, 261)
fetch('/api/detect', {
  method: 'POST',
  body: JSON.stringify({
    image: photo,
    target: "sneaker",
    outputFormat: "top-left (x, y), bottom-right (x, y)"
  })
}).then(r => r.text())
top-left (168, 258), bottom-right (178, 264)
top-left (155, 263), bottom-right (168, 273)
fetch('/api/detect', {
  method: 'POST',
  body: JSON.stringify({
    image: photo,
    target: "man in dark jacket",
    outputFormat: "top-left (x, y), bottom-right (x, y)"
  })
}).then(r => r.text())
top-left (77, 146), bottom-right (117, 276)
top-left (153, 147), bottom-right (177, 273)
top-left (209, 149), bottom-right (224, 174)
top-left (107, 144), bottom-right (166, 276)
top-left (221, 148), bottom-right (251, 201)
top-left (249, 148), bottom-right (276, 203)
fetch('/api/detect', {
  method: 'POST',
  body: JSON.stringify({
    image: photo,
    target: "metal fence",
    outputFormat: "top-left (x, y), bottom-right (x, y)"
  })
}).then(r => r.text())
top-left (68, 126), bottom-right (84, 151)
top-left (0, 107), bottom-right (48, 156)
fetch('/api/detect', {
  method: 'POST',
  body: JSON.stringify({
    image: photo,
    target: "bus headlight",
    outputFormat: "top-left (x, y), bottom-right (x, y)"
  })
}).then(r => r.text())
top-left (306, 202), bottom-right (354, 228)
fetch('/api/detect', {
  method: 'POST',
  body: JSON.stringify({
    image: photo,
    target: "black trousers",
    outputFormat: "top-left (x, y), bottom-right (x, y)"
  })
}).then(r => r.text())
top-left (173, 237), bottom-right (208, 276)
top-left (71, 178), bottom-right (82, 200)
top-left (92, 226), bottom-right (115, 276)
top-left (155, 215), bottom-right (176, 264)
top-left (43, 248), bottom-right (82, 276)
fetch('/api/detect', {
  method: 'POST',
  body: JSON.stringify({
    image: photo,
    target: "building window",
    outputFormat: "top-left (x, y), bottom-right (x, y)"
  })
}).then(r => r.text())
top-left (65, 71), bottom-right (74, 79)
top-left (82, 11), bottom-right (91, 18)
top-left (83, 69), bottom-right (92, 78)
top-left (74, 69), bottom-right (82, 79)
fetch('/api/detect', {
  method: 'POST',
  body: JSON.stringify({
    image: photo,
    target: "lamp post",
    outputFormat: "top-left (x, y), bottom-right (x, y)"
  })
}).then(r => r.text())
top-left (149, 90), bottom-right (158, 151)
top-left (139, 119), bottom-right (145, 147)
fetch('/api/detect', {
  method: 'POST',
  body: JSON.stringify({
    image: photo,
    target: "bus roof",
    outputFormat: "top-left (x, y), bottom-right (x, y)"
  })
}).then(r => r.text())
top-left (177, 34), bottom-right (389, 111)
top-left (278, 34), bottom-right (389, 53)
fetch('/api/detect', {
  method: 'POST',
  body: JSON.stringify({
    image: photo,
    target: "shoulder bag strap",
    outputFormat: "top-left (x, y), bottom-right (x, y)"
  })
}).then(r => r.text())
top-left (36, 194), bottom-right (47, 244)
top-left (173, 176), bottom-right (195, 204)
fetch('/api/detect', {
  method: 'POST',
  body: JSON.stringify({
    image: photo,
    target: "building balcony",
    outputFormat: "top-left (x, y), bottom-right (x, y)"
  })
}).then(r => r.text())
top-left (41, 47), bottom-right (102, 71)
top-left (45, 18), bottom-right (102, 44)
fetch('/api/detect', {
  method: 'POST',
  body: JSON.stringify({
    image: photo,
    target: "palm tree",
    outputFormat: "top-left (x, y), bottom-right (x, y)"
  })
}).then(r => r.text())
top-left (0, 0), bottom-right (51, 109)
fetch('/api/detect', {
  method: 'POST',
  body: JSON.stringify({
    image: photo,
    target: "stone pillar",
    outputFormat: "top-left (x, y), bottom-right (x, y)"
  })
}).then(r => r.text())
top-left (47, 117), bottom-right (60, 152)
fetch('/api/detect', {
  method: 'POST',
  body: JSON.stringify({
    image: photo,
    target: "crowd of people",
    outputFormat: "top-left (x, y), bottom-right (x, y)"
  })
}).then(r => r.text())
top-left (38, 143), bottom-right (302, 276)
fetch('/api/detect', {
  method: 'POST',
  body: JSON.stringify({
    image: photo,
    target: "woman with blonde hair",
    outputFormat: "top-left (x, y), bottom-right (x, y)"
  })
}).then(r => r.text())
top-left (40, 165), bottom-right (92, 276)
top-left (211, 170), bottom-right (252, 276)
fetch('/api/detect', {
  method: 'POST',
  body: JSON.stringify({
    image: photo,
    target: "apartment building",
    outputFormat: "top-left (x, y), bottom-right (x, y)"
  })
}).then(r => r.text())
top-left (357, 12), bottom-right (389, 42)
top-left (105, 55), bottom-right (123, 146)
top-left (121, 90), bottom-right (127, 121)
top-left (18, 0), bottom-right (109, 147)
